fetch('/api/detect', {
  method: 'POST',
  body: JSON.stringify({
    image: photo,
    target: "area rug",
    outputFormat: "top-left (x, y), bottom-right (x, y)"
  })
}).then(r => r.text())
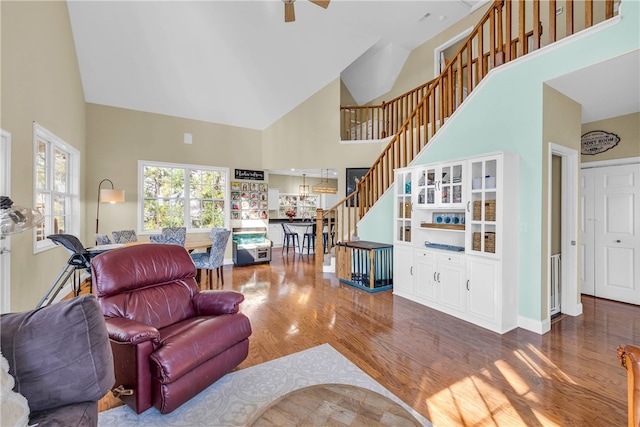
top-left (98, 344), bottom-right (431, 426)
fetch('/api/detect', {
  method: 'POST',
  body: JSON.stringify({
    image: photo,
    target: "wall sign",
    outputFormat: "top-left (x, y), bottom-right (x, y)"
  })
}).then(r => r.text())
top-left (235, 169), bottom-right (264, 181)
top-left (581, 130), bottom-right (620, 155)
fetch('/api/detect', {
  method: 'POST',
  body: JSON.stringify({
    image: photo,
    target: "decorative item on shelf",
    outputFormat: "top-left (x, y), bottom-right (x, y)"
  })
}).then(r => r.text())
top-left (0, 196), bottom-right (44, 237)
top-left (285, 208), bottom-right (296, 222)
top-left (298, 174), bottom-right (309, 198)
top-left (95, 178), bottom-right (125, 240)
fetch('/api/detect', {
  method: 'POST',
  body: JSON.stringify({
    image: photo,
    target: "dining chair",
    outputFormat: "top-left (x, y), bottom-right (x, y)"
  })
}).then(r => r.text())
top-left (150, 233), bottom-right (185, 246)
top-left (112, 229), bottom-right (137, 244)
top-left (162, 227), bottom-right (187, 241)
top-left (190, 228), bottom-right (231, 289)
top-left (95, 234), bottom-right (112, 245)
top-left (281, 223), bottom-right (300, 255)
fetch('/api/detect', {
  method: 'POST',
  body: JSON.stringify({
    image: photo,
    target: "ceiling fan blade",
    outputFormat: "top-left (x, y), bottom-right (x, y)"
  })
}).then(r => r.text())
top-left (284, 2), bottom-right (295, 22)
top-left (309, 0), bottom-right (330, 8)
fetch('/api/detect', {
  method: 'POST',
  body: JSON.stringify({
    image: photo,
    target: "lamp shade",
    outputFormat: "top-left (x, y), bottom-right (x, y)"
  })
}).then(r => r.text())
top-left (0, 196), bottom-right (44, 236)
top-left (99, 188), bottom-right (125, 204)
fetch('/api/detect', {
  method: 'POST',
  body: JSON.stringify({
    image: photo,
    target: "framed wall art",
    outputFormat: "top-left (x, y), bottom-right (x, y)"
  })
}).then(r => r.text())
top-left (346, 167), bottom-right (369, 207)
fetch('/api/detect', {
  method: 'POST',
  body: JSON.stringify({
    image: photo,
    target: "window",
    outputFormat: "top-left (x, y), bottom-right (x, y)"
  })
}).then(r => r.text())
top-left (33, 123), bottom-right (80, 252)
top-left (139, 161), bottom-right (228, 233)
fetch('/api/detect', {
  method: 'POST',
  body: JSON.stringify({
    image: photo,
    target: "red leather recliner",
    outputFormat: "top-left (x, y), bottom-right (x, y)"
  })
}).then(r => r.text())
top-left (91, 244), bottom-right (252, 414)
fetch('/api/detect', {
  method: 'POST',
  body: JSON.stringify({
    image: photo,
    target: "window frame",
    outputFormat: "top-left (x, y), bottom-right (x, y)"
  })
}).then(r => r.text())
top-left (32, 123), bottom-right (80, 253)
top-left (137, 160), bottom-right (229, 234)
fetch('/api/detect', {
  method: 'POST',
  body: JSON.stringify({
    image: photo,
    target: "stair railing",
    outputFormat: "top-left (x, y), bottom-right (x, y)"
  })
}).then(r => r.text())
top-left (319, 0), bottom-right (617, 271)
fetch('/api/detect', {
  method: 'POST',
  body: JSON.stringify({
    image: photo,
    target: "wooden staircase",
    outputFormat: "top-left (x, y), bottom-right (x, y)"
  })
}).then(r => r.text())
top-left (315, 0), bottom-right (618, 271)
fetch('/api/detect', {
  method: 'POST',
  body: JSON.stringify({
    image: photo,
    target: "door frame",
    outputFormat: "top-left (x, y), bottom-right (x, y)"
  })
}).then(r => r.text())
top-left (1, 129), bottom-right (12, 314)
top-left (547, 143), bottom-right (581, 317)
top-left (433, 26), bottom-right (474, 77)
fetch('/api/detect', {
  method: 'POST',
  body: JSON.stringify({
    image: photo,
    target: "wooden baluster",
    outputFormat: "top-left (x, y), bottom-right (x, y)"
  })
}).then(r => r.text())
top-left (518, 0), bottom-right (525, 58)
top-left (489, 5), bottom-right (496, 70)
top-left (495, 1), bottom-right (505, 66)
top-left (504, 0), bottom-right (512, 62)
top-left (585, 0), bottom-right (593, 28)
top-left (478, 21), bottom-right (485, 79)
top-left (549, 0), bottom-right (556, 43)
top-left (456, 56), bottom-right (463, 108)
top-left (533, 0), bottom-right (541, 51)
top-left (566, 0), bottom-right (574, 37)
top-left (605, 0), bottom-right (614, 19)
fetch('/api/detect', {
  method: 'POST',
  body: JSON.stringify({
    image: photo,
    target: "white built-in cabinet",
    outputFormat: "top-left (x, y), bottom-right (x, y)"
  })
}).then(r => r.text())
top-left (393, 152), bottom-right (519, 334)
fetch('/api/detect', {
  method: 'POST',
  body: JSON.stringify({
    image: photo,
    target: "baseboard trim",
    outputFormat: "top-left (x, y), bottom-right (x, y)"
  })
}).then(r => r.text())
top-left (518, 316), bottom-right (551, 335)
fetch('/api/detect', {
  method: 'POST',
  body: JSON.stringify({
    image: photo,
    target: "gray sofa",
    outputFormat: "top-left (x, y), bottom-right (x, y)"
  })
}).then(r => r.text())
top-left (1, 295), bottom-right (115, 426)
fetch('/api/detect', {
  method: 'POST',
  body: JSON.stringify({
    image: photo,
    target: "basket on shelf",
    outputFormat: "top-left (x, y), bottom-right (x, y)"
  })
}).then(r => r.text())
top-left (403, 226), bottom-right (411, 242)
top-left (473, 200), bottom-right (496, 221)
top-left (485, 200), bottom-right (496, 221)
top-left (472, 232), bottom-right (496, 253)
top-left (472, 232), bottom-right (481, 251)
top-left (485, 232), bottom-right (496, 253)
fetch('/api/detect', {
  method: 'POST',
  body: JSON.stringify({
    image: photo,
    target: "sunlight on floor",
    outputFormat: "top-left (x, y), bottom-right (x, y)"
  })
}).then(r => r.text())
top-left (423, 343), bottom-right (580, 427)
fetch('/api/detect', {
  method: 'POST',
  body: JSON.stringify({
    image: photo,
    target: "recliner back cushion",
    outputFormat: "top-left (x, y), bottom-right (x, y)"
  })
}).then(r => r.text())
top-left (0, 295), bottom-right (114, 413)
top-left (92, 244), bottom-right (199, 328)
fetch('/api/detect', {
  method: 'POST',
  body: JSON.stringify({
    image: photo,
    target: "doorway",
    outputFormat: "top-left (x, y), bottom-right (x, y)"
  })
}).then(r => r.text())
top-left (581, 160), bottom-right (640, 305)
top-left (548, 144), bottom-right (581, 320)
top-left (1, 129), bottom-right (11, 313)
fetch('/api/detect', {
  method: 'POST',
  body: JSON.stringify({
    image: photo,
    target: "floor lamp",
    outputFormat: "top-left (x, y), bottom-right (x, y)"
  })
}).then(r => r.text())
top-left (95, 179), bottom-right (125, 241)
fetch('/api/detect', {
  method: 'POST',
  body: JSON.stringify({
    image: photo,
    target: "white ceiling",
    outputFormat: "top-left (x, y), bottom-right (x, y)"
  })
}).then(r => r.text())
top-left (66, 1), bottom-right (638, 133)
top-left (66, 0), bottom-right (486, 130)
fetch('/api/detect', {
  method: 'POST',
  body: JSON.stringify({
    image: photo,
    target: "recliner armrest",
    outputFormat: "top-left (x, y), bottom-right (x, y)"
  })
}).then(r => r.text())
top-left (193, 290), bottom-right (245, 315)
top-left (106, 317), bottom-right (160, 345)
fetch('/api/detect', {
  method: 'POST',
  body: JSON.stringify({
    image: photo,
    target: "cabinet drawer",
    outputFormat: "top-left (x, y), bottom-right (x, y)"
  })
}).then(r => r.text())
top-left (437, 253), bottom-right (464, 265)
top-left (415, 249), bottom-right (436, 259)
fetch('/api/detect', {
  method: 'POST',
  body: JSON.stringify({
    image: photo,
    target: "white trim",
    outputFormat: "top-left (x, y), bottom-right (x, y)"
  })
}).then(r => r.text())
top-left (548, 143), bottom-right (582, 318)
top-left (137, 160), bottom-right (230, 235)
top-left (1, 129), bottom-right (12, 314)
top-left (32, 123), bottom-right (81, 253)
top-left (581, 156), bottom-right (640, 169)
top-left (518, 315), bottom-right (550, 335)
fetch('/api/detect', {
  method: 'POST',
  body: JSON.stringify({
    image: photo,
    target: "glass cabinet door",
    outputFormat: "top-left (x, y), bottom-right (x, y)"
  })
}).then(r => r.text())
top-left (395, 169), bottom-right (412, 244)
top-left (468, 158), bottom-right (498, 255)
top-left (440, 162), bottom-right (465, 207)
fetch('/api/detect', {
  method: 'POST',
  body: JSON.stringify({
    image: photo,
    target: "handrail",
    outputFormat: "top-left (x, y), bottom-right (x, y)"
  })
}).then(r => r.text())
top-left (320, 0), bottom-right (617, 271)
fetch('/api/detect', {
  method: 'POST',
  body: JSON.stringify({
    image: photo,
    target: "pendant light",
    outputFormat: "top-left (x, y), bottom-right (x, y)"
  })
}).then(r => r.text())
top-left (313, 169), bottom-right (337, 194)
top-left (299, 174), bottom-right (309, 198)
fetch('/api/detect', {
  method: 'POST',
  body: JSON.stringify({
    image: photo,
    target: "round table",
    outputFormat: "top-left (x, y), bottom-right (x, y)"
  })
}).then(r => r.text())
top-left (248, 383), bottom-right (422, 426)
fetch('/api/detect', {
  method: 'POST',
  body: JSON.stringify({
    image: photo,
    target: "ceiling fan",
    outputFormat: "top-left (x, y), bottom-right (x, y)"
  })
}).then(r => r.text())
top-left (282, 0), bottom-right (330, 23)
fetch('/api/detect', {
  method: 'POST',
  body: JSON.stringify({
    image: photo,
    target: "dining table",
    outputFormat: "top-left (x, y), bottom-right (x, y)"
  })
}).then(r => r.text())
top-left (88, 237), bottom-right (213, 254)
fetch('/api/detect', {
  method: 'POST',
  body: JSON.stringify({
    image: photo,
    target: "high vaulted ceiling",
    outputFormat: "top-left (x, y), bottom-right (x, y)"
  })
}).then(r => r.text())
top-left (67, 0), bottom-right (486, 131)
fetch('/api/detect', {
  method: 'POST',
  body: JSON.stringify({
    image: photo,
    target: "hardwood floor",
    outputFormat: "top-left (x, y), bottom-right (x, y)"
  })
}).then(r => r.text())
top-left (98, 250), bottom-right (638, 426)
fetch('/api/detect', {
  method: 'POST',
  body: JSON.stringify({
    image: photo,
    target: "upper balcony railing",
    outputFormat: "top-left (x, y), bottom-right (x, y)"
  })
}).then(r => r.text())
top-left (318, 0), bottom-right (618, 271)
top-left (340, 0), bottom-right (617, 142)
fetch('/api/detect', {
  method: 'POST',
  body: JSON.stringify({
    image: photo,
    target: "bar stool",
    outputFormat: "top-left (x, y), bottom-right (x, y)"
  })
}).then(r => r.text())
top-left (301, 223), bottom-right (317, 255)
top-left (281, 223), bottom-right (299, 254)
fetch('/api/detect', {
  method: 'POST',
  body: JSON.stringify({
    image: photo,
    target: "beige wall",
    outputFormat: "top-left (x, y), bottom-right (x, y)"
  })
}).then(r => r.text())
top-left (262, 78), bottom-right (384, 196)
top-left (367, 3), bottom-right (491, 105)
top-left (86, 104), bottom-right (262, 243)
top-left (542, 84), bottom-right (582, 319)
top-left (1, 1), bottom-right (87, 311)
top-left (581, 112), bottom-right (640, 163)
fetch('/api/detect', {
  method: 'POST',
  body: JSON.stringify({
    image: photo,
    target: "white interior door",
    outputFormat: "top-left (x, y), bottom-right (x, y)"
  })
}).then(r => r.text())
top-left (1, 130), bottom-right (12, 313)
top-left (583, 163), bottom-right (640, 305)
top-left (581, 169), bottom-right (595, 296)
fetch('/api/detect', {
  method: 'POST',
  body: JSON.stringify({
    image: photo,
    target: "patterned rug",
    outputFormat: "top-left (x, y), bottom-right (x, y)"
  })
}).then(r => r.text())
top-left (98, 344), bottom-right (431, 426)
